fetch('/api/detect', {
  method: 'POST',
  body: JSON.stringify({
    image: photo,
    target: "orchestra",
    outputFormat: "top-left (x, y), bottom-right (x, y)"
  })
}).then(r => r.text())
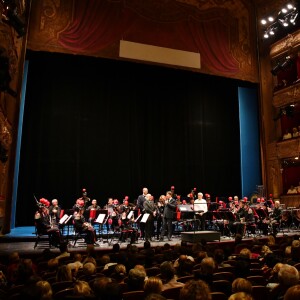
top-left (34, 187), bottom-right (300, 247)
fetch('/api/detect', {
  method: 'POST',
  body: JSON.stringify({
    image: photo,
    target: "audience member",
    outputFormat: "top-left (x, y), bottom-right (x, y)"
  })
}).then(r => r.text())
top-left (228, 292), bottom-right (253, 300)
top-left (159, 261), bottom-right (184, 290)
top-left (179, 279), bottom-right (211, 300)
top-left (232, 278), bottom-right (253, 294)
top-left (284, 284), bottom-right (300, 300)
top-left (56, 264), bottom-right (73, 282)
top-left (127, 267), bottom-right (147, 291)
top-left (270, 264), bottom-right (300, 300)
top-left (144, 276), bottom-right (163, 296)
top-left (73, 280), bottom-right (94, 297)
top-left (194, 257), bottom-right (216, 287)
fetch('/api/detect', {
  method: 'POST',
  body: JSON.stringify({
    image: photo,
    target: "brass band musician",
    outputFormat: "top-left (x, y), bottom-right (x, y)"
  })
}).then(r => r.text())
top-left (73, 208), bottom-right (96, 245)
top-left (86, 199), bottom-right (101, 223)
top-left (35, 198), bottom-right (61, 247)
top-left (49, 198), bottom-right (62, 226)
top-left (269, 200), bottom-right (282, 234)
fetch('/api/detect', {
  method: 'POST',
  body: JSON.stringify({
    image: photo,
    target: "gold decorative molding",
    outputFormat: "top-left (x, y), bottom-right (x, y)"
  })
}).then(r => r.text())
top-left (27, 0), bottom-right (258, 83)
top-left (276, 139), bottom-right (300, 158)
top-left (273, 82), bottom-right (300, 108)
top-left (270, 30), bottom-right (300, 59)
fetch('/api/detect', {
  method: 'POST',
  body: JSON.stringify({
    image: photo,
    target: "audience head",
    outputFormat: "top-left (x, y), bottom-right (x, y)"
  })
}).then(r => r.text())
top-left (144, 240), bottom-right (151, 249)
top-left (73, 280), bottom-right (93, 296)
top-left (83, 262), bottom-right (96, 275)
top-left (179, 279), bottom-right (211, 300)
top-left (228, 292), bottom-right (253, 300)
top-left (284, 284), bottom-right (300, 300)
top-left (128, 267), bottom-right (147, 290)
top-left (73, 253), bottom-right (82, 262)
top-left (267, 235), bottom-right (276, 246)
top-left (112, 264), bottom-right (127, 281)
top-left (93, 276), bottom-right (113, 297)
top-left (239, 248), bottom-right (251, 260)
top-left (112, 243), bottom-right (120, 252)
top-left (213, 248), bottom-right (226, 265)
top-left (144, 276), bottom-right (163, 295)
top-left (200, 257), bottom-right (216, 275)
top-left (232, 278), bottom-right (253, 294)
top-left (35, 280), bottom-right (53, 300)
top-left (160, 261), bottom-right (176, 281)
top-left (56, 264), bottom-right (72, 282)
top-left (278, 264), bottom-right (299, 287)
top-left (235, 234), bottom-right (243, 244)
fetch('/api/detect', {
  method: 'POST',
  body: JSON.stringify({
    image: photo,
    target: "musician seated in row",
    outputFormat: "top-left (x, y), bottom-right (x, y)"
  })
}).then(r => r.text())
top-left (49, 199), bottom-right (62, 224)
top-left (86, 199), bottom-right (101, 223)
top-left (269, 200), bottom-right (283, 235)
top-left (35, 198), bottom-right (62, 247)
top-left (194, 192), bottom-right (208, 231)
top-left (73, 208), bottom-right (96, 245)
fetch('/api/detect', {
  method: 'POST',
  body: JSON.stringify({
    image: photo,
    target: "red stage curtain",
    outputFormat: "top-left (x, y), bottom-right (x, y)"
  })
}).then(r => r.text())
top-left (58, 0), bottom-right (239, 74)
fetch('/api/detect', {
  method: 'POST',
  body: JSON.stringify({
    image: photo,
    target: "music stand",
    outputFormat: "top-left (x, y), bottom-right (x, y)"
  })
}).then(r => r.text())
top-left (94, 209), bottom-right (108, 242)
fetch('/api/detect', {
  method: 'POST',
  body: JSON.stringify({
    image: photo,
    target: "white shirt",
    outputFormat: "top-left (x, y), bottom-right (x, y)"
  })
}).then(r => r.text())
top-left (194, 199), bottom-right (208, 213)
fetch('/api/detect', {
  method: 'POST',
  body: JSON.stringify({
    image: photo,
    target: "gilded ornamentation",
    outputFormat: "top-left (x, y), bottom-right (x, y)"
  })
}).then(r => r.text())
top-left (273, 82), bottom-right (300, 108)
top-left (27, 0), bottom-right (258, 83)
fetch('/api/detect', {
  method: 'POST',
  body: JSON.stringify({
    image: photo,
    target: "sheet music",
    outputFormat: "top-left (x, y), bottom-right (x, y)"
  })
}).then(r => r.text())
top-left (65, 215), bottom-right (73, 224)
top-left (127, 210), bottom-right (134, 219)
top-left (59, 214), bottom-right (69, 224)
top-left (140, 213), bottom-right (150, 223)
top-left (95, 214), bottom-right (106, 224)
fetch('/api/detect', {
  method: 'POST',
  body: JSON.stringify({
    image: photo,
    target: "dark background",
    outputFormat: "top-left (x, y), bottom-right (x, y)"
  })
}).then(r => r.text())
top-left (16, 51), bottom-right (249, 226)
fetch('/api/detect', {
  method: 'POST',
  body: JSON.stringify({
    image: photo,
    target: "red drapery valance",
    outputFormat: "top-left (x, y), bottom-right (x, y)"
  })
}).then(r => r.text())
top-left (58, 0), bottom-right (239, 74)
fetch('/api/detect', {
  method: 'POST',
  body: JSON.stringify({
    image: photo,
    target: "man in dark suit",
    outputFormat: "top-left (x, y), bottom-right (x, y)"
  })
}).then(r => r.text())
top-left (143, 194), bottom-right (156, 242)
top-left (136, 187), bottom-right (148, 212)
top-left (160, 191), bottom-right (177, 241)
top-left (136, 187), bottom-right (148, 239)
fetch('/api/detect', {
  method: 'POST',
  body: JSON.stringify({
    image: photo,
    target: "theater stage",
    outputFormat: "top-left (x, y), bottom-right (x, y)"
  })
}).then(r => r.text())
top-left (0, 226), bottom-right (287, 257)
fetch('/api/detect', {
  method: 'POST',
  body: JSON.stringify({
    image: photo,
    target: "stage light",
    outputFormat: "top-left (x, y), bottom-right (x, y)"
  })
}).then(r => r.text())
top-left (261, 19), bottom-right (267, 25)
top-left (261, 2), bottom-right (299, 40)
top-left (268, 16), bottom-right (274, 22)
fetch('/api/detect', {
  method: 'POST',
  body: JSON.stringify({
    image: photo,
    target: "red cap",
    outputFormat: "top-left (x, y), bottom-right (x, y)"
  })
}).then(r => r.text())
top-left (193, 187), bottom-right (197, 191)
top-left (171, 186), bottom-right (175, 190)
top-left (228, 197), bottom-right (233, 201)
top-left (125, 196), bottom-right (129, 200)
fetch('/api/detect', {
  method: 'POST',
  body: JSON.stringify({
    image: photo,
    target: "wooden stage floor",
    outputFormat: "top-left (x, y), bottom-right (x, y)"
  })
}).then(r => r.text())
top-left (0, 226), bottom-right (298, 257)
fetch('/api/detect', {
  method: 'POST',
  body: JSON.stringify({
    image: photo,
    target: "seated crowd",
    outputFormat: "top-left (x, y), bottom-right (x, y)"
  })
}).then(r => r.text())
top-left (0, 234), bottom-right (300, 300)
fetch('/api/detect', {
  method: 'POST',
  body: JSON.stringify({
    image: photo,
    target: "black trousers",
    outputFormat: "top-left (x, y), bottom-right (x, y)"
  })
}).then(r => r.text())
top-left (145, 214), bottom-right (154, 241)
top-left (161, 217), bottom-right (173, 239)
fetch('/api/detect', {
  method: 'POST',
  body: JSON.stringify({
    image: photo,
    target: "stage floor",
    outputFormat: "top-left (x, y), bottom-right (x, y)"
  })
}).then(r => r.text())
top-left (0, 226), bottom-right (299, 257)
